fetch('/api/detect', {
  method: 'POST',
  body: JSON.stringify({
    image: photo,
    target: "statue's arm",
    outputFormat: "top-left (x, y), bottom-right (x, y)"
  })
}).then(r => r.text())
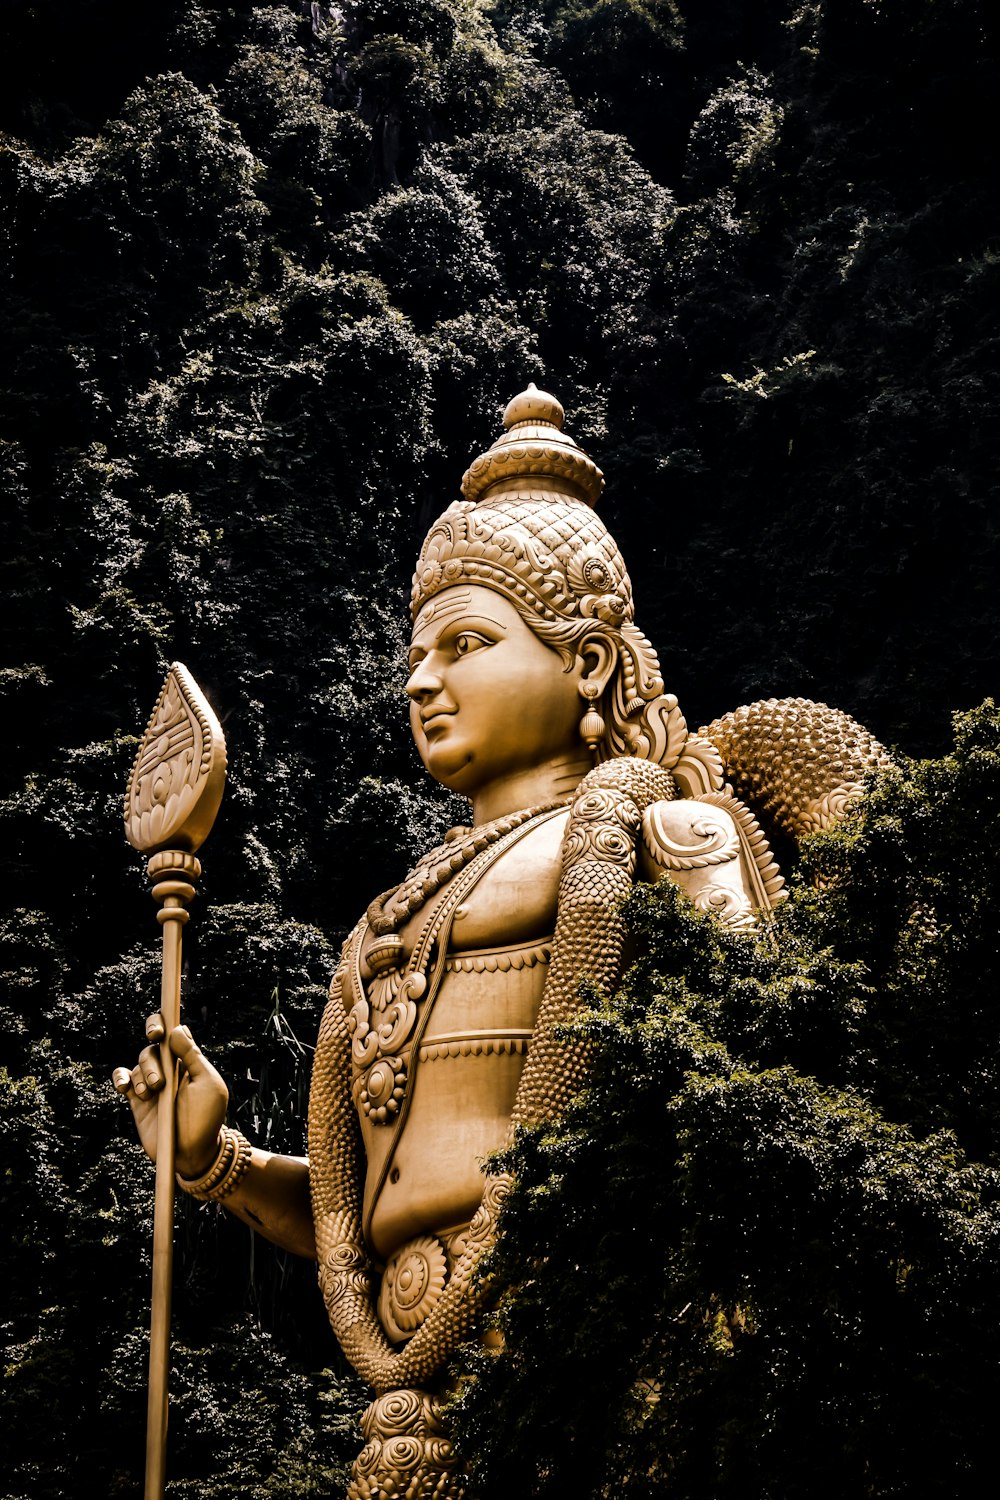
top-left (113, 1021), bottom-right (317, 1258)
top-left (220, 1149), bottom-right (316, 1259)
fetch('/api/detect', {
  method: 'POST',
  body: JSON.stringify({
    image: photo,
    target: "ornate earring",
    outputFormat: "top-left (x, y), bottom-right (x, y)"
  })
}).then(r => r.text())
top-left (579, 683), bottom-right (606, 756)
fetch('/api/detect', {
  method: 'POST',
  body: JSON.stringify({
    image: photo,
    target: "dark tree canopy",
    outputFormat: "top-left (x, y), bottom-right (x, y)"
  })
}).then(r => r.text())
top-left (1, 1), bottom-right (997, 1494)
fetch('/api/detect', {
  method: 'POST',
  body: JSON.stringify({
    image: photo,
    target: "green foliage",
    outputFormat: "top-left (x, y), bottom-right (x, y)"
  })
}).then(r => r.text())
top-left (450, 705), bottom-right (1000, 1496)
top-left (341, 158), bottom-right (504, 328)
top-left (528, 0), bottom-right (687, 176)
top-left (100, 1324), bottom-right (364, 1498)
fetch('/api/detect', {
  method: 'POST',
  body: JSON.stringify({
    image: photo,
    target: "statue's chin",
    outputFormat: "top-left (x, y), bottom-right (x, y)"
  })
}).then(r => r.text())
top-left (420, 740), bottom-right (477, 792)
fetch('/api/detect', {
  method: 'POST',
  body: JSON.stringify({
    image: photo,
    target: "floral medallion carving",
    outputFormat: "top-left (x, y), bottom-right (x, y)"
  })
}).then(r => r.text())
top-left (379, 1236), bottom-right (449, 1342)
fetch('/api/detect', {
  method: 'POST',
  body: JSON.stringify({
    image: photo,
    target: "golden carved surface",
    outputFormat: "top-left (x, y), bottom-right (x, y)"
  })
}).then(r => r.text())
top-left (701, 695), bottom-right (891, 839)
top-left (417, 1032), bottom-right (530, 1062)
top-left (307, 392), bottom-right (890, 1500)
top-left (124, 662), bottom-right (227, 855)
top-left (347, 1389), bottom-right (464, 1500)
top-left (120, 663), bottom-right (228, 1500)
top-left (460, 381), bottom-right (604, 507)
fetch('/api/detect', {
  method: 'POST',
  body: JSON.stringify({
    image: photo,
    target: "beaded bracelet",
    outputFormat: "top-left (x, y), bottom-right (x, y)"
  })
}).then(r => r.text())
top-left (177, 1126), bottom-right (253, 1202)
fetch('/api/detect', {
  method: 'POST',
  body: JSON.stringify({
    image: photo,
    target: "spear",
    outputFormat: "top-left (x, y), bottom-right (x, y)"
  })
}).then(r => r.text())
top-left (123, 663), bottom-right (227, 1500)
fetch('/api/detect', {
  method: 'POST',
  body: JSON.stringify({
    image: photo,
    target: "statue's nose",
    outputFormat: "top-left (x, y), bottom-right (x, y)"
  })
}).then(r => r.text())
top-left (405, 655), bottom-right (443, 700)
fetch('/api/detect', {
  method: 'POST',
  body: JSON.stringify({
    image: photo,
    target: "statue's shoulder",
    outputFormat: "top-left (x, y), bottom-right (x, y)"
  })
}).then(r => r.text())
top-left (639, 789), bottom-right (785, 917)
top-left (558, 690), bottom-right (884, 921)
top-left (633, 695), bottom-right (888, 916)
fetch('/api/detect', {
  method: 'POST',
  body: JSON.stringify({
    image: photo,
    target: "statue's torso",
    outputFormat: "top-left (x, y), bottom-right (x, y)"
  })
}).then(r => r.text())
top-left (357, 810), bottom-right (569, 1264)
top-left (338, 782), bottom-right (766, 1345)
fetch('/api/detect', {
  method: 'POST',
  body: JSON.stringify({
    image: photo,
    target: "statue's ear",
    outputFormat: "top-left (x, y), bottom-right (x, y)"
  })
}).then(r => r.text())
top-left (577, 633), bottom-right (617, 697)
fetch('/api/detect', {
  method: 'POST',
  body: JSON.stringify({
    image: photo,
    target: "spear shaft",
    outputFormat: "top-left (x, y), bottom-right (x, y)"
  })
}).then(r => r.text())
top-left (144, 852), bottom-right (200, 1497)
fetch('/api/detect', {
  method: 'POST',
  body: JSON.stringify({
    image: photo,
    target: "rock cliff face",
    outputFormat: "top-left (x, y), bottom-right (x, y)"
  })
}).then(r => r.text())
top-left (1, 1), bottom-right (997, 1494)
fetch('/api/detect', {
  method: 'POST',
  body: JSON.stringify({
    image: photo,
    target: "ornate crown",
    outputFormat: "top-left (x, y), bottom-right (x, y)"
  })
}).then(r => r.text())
top-left (411, 385), bottom-right (631, 626)
top-left (460, 385), bottom-right (604, 508)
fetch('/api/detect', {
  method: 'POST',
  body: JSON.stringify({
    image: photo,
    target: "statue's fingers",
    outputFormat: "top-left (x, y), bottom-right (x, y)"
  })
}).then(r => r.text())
top-left (145, 1012), bottom-right (165, 1043)
top-left (170, 1026), bottom-right (222, 1083)
top-left (130, 1063), bottom-right (149, 1099)
top-left (169, 1025), bottom-right (203, 1068)
top-left (138, 1043), bottom-right (165, 1092)
top-left (170, 1027), bottom-right (229, 1107)
top-left (112, 1066), bottom-right (133, 1095)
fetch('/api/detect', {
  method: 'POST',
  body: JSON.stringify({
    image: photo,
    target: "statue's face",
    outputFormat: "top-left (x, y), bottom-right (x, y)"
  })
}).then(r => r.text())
top-left (407, 584), bottom-right (582, 797)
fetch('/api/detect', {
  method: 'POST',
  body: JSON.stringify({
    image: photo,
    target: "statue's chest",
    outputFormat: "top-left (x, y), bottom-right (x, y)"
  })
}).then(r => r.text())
top-left (345, 812), bottom-right (567, 1126)
top-left (404, 809), bottom-right (568, 953)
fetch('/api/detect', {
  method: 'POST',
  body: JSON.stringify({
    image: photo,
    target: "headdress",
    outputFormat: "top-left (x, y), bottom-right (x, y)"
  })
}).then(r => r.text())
top-left (412, 386), bottom-right (688, 770)
top-left (412, 386), bottom-right (631, 630)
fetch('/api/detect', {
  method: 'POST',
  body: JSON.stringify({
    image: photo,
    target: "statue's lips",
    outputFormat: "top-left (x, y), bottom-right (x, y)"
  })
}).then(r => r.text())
top-left (420, 708), bottom-right (457, 736)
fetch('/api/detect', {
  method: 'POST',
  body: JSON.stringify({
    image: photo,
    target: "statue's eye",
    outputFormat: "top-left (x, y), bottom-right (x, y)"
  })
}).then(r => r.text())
top-left (454, 632), bottom-right (486, 657)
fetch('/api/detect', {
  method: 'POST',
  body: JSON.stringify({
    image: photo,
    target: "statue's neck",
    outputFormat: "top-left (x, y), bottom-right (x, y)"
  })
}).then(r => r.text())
top-left (471, 751), bottom-right (592, 826)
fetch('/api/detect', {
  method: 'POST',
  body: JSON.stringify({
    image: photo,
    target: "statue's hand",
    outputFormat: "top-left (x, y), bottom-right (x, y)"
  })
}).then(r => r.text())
top-left (112, 1016), bottom-right (229, 1178)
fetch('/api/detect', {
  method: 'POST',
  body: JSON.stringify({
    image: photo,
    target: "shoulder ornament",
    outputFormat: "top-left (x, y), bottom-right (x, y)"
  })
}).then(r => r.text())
top-left (641, 800), bottom-right (740, 871)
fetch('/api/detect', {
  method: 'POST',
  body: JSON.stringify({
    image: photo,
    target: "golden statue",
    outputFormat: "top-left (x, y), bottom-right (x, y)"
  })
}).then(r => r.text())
top-left (115, 387), bottom-right (886, 1497)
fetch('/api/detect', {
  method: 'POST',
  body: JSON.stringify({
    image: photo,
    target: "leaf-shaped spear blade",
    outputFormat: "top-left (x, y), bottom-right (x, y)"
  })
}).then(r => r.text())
top-left (124, 664), bottom-right (227, 1500)
top-left (125, 660), bottom-right (227, 856)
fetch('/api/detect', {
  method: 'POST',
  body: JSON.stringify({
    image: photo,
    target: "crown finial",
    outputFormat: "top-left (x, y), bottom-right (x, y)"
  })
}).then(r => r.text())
top-left (502, 383), bottom-right (565, 431)
top-left (461, 384), bottom-right (604, 507)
